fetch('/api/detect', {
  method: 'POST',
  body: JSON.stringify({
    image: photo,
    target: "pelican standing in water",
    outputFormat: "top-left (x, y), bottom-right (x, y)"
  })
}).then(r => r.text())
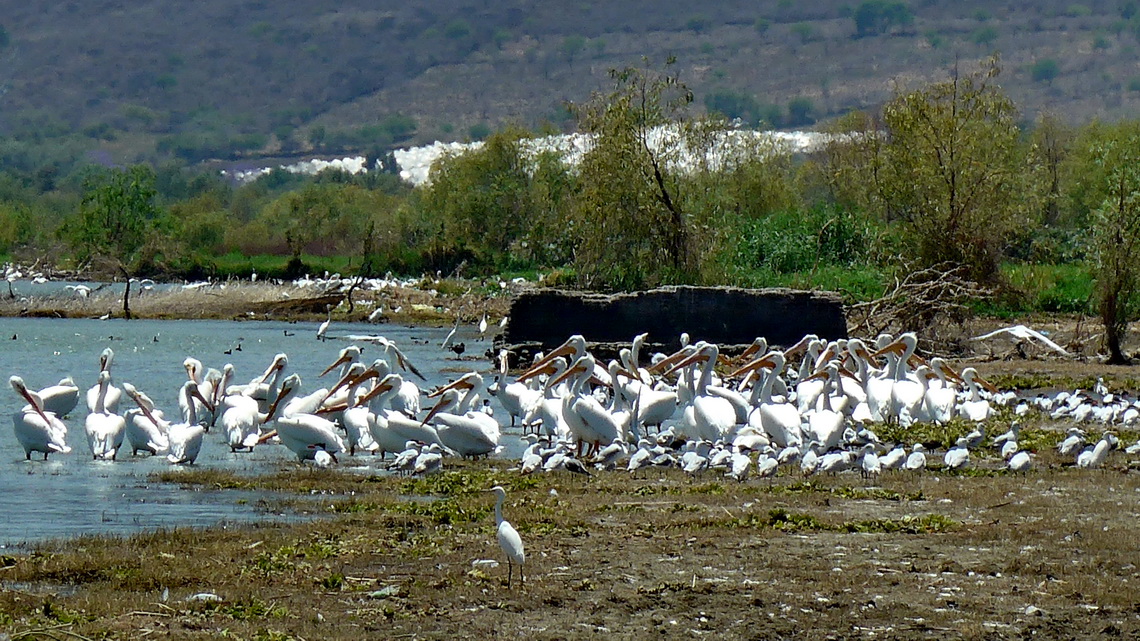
top-left (86, 348), bottom-right (121, 413)
top-left (121, 383), bottom-right (170, 456)
top-left (490, 485), bottom-right (525, 588)
top-left (86, 370), bottom-right (126, 460)
top-left (38, 377), bottom-right (80, 418)
top-left (9, 376), bottom-right (71, 460)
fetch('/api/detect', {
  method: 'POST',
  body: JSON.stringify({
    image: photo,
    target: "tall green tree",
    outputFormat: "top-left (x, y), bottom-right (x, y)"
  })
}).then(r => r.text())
top-left (74, 165), bottom-right (162, 268)
top-left (72, 164), bottom-right (165, 318)
top-left (1068, 121), bottom-right (1140, 363)
top-left (825, 58), bottom-right (1038, 281)
top-left (568, 59), bottom-right (717, 289)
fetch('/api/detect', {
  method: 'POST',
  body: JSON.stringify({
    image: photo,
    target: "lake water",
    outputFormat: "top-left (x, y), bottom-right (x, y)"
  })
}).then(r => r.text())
top-left (0, 315), bottom-right (504, 547)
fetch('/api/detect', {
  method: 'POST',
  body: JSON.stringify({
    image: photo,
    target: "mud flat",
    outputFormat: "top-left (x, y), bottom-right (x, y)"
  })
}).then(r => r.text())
top-left (1, 456), bottom-right (1138, 640)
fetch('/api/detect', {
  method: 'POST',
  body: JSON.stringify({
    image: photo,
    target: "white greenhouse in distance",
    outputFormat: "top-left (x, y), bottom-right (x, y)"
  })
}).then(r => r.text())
top-left (222, 129), bottom-right (845, 188)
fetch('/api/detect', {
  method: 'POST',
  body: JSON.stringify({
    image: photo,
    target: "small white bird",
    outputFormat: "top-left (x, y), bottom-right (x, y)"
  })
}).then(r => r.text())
top-left (478, 314), bottom-right (488, 336)
top-left (317, 306), bottom-right (332, 341)
top-left (944, 438), bottom-right (970, 471)
top-left (1007, 450), bottom-right (1032, 473)
top-left (489, 485), bottom-right (525, 588)
top-left (904, 443), bottom-right (927, 471)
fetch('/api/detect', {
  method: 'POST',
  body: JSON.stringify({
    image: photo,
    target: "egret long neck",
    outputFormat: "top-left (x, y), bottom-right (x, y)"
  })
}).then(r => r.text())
top-left (494, 494), bottom-right (504, 525)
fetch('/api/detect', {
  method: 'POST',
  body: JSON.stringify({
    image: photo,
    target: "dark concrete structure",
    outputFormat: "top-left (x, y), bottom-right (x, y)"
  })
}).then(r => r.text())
top-left (495, 286), bottom-right (847, 365)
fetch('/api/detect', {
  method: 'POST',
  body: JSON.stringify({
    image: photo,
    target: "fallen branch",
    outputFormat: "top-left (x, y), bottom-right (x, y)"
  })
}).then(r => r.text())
top-left (846, 263), bottom-right (991, 343)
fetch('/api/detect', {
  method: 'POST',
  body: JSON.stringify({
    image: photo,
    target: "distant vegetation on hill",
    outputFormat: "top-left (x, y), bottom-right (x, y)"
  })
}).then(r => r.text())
top-left (7, 1), bottom-right (1140, 355)
top-left (1, 0), bottom-right (1140, 168)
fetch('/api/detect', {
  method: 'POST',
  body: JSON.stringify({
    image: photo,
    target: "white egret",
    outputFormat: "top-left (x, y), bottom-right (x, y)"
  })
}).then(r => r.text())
top-left (490, 485), bottom-right (525, 588)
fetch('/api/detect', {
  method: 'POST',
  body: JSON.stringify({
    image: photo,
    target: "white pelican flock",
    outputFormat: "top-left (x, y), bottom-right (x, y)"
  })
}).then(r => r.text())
top-left (5, 330), bottom-right (1140, 480)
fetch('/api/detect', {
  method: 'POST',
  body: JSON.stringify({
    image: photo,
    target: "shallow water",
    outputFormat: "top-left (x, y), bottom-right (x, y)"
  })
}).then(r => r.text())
top-left (0, 315), bottom-right (503, 546)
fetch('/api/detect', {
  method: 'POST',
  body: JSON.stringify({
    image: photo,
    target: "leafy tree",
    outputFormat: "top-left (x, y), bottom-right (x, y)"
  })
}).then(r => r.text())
top-left (787, 97), bottom-right (815, 126)
top-left (420, 129), bottom-right (535, 266)
top-left (853, 1), bottom-right (914, 38)
top-left (1067, 122), bottom-right (1140, 363)
top-left (1029, 114), bottom-right (1074, 225)
top-left (444, 19), bottom-right (471, 40)
top-left (562, 35), bottom-right (586, 63)
top-left (71, 165), bottom-right (166, 317)
top-left (73, 165), bottom-right (162, 265)
top-left (567, 59), bottom-right (718, 289)
top-left (822, 59), bottom-right (1038, 281)
top-left (972, 26), bottom-right (998, 46)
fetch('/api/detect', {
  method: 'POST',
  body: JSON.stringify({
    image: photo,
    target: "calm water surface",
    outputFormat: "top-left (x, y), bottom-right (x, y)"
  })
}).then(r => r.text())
top-left (0, 315), bottom-right (502, 547)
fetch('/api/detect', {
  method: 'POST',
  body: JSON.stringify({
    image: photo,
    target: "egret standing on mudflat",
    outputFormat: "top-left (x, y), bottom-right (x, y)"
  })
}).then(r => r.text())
top-left (490, 485), bottom-right (525, 588)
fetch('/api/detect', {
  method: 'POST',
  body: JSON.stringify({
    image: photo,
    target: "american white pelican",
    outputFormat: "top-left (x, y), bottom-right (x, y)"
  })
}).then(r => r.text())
top-left (732, 352), bottom-right (802, 448)
top-left (319, 346), bottom-right (362, 380)
top-left (800, 363), bottom-right (847, 450)
top-left (663, 343), bottom-right (737, 443)
top-left (86, 370), bottom-right (126, 460)
top-left (183, 358), bottom-right (221, 422)
top-left (85, 348), bottom-right (121, 413)
top-left (364, 374), bottom-right (443, 451)
top-left (872, 333), bottom-right (925, 424)
top-left (168, 382), bottom-right (208, 465)
top-left (959, 368), bottom-right (998, 422)
top-left (272, 412), bottom-right (345, 465)
top-left (616, 348), bottom-right (677, 431)
top-left (923, 358), bottom-right (960, 424)
top-left (490, 485), bottom-right (525, 588)
top-left (490, 350), bottom-right (542, 427)
top-left (221, 373), bottom-right (297, 451)
top-left (548, 353), bottom-right (622, 456)
top-left (227, 354), bottom-right (289, 415)
top-left (121, 383), bottom-right (170, 456)
top-left (38, 377), bottom-right (80, 418)
top-left (422, 373), bottom-right (502, 459)
top-left (9, 376), bottom-right (71, 460)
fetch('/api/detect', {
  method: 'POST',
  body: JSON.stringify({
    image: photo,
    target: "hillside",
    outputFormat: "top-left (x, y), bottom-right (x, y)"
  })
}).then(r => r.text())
top-left (1, 0), bottom-right (1138, 165)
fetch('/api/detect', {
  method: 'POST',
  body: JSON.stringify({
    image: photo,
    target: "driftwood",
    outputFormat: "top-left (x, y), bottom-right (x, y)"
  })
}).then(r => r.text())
top-left (846, 263), bottom-right (991, 341)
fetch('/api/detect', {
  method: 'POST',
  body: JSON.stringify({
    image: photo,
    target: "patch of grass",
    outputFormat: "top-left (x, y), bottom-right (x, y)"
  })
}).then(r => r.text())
top-left (399, 468), bottom-right (537, 497)
top-left (716, 508), bottom-right (957, 534)
top-left (387, 497), bottom-right (489, 525)
top-left (876, 419), bottom-right (971, 450)
top-left (210, 598), bottom-right (288, 621)
top-left (843, 513), bottom-right (957, 534)
top-left (763, 481), bottom-right (924, 502)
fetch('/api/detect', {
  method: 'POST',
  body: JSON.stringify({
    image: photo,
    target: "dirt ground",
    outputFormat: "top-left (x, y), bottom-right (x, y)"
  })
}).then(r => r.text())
top-left (2, 444), bottom-right (1139, 641)
top-left (5, 288), bottom-right (1140, 639)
